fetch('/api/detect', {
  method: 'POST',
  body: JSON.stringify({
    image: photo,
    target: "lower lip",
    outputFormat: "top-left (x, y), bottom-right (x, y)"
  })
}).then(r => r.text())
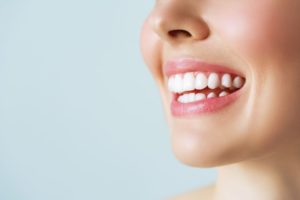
top-left (170, 88), bottom-right (244, 117)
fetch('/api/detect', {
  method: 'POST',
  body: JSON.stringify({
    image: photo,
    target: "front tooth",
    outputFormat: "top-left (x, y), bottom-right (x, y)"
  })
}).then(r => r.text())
top-left (221, 73), bottom-right (232, 88)
top-left (219, 91), bottom-right (229, 97)
top-left (208, 73), bottom-right (220, 89)
top-left (183, 72), bottom-right (195, 91)
top-left (233, 76), bottom-right (244, 88)
top-left (195, 93), bottom-right (206, 101)
top-left (195, 73), bottom-right (207, 90)
top-left (174, 74), bottom-right (183, 93)
top-left (188, 93), bottom-right (195, 102)
top-left (168, 76), bottom-right (175, 92)
top-left (207, 92), bottom-right (217, 99)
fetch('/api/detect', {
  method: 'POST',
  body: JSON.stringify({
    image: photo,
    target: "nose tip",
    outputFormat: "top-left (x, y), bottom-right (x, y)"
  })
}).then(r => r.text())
top-left (150, 4), bottom-right (210, 45)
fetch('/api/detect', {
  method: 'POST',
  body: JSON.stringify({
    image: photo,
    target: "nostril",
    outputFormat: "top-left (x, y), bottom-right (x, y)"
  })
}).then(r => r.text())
top-left (168, 29), bottom-right (192, 38)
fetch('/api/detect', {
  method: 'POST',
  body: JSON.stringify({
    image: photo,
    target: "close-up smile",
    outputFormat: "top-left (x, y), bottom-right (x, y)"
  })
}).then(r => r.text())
top-left (139, 0), bottom-right (300, 198)
top-left (165, 58), bottom-right (246, 117)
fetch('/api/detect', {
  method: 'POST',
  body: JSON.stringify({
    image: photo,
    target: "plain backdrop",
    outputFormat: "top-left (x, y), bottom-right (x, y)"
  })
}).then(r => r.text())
top-left (0, 0), bottom-right (216, 199)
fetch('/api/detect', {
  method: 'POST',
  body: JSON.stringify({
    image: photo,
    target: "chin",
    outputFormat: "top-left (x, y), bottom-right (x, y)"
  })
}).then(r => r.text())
top-left (171, 130), bottom-right (223, 168)
top-left (172, 144), bottom-right (228, 168)
top-left (170, 127), bottom-right (255, 168)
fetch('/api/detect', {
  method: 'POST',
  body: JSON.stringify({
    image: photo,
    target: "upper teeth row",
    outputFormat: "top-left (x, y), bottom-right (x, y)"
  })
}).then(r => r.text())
top-left (168, 72), bottom-right (245, 93)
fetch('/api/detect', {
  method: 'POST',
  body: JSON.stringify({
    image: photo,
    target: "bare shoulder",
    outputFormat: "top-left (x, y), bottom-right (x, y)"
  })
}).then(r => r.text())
top-left (165, 184), bottom-right (215, 200)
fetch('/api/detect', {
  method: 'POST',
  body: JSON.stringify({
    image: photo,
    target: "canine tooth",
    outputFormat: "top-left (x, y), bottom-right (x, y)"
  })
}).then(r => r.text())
top-left (208, 73), bottom-right (220, 89)
top-left (219, 91), bottom-right (229, 97)
top-left (174, 74), bottom-right (183, 93)
top-left (195, 73), bottom-right (207, 90)
top-left (221, 73), bottom-right (232, 88)
top-left (207, 92), bottom-right (217, 99)
top-left (183, 72), bottom-right (195, 91)
top-left (195, 93), bottom-right (206, 101)
top-left (188, 93), bottom-right (195, 102)
top-left (168, 76), bottom-right (175, 92)
top-left (233, 76), bottom-right (244, 88)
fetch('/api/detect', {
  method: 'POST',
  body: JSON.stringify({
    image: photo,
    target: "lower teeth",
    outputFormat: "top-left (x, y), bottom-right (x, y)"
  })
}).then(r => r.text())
top-left (177, 90), bottom-right (232, 104)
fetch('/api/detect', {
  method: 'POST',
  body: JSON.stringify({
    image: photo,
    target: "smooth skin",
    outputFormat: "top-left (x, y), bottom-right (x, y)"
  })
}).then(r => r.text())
top-left (140, 0), bottom-right (300, 199)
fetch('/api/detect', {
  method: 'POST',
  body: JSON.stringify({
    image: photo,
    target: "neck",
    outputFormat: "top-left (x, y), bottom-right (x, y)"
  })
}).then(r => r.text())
top-left (213, 146), bottom-right (300, 200)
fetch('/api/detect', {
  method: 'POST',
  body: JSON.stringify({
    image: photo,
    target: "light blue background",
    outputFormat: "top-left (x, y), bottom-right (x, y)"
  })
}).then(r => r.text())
top-left (0, 0), bottom-right (216, 199)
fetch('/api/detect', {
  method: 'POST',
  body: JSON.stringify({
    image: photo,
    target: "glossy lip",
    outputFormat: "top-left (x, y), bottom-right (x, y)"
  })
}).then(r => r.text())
top-left (171, 87), bottom-right (244, 117)
top-left (165, 57), bottom-right (246, 117)
top-left (164, 57), bottom-right (245, 78)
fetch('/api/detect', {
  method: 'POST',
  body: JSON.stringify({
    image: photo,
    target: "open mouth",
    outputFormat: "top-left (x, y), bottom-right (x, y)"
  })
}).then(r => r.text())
top-left (168, 72), bottom-right (245, 104)
top-left (163, 58), bottom-right (246, 117)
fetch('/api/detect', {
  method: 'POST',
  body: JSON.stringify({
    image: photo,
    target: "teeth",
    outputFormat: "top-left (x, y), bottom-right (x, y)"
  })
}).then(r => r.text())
top-left (195, 73), bottom-right (207, 90)
top-left (174, 74), bottom-right (183, 93)
top-left (178, 94), bottom-right (188, 103)
top-left (168, 76), bottom-right (175, 91)
top-left (178, 93), bottom-right (206, 103)
top-left (207, 73), bottom-right (220, 89)
top-left (183, 72), bottom-right (195, 91)
top-left (207, 92), bottom-right (217, 99)
top-left (188, 93), bottom-right (195, 102)
top-left (168, 72), bottom-right (245, 94)
top-left (221, 73), bottom-right (232, 88)
top-left (219, 91), bottom-right (229, 97)
top-left (233, 76), bottom-right (244, 88)
top-left (195, 93), bottom-right (206, 101)
top-left (178, 91), bottom-right (229, 103)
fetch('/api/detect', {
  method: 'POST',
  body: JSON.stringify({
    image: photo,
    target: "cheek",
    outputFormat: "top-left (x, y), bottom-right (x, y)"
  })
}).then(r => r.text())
top-left (212, 2), bottom-right (300, 64)
top-left (209, 2), bottom-right (300, 155)
top-left (140, 19), bottom-right (163, 81)
top-left (220, 4), bottom-right (300, 151)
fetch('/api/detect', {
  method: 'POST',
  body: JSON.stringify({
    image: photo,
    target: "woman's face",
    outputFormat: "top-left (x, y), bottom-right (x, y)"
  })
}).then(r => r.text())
top-left (140, 0), bottom-right (300, 167)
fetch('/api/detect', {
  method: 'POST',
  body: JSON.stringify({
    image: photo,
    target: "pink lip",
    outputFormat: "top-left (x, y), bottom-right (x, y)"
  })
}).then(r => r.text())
top-left (164, 58), bottom-right (244, 77)
top-left (171, 88), bottom-right (243, 117)
top-left (165, 58), bottom-right (246, 117)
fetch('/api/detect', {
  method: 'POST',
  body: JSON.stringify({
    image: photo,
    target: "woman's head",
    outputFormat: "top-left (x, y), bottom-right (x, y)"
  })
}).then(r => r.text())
top-left (140, 0), bottom-right (300, 167)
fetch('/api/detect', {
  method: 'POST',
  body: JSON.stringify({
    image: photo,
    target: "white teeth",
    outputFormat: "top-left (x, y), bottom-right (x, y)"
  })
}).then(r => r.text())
top-left (188, 93), bottom-right (195, 102)
top-left (178, 93), bottom-right (206, 103)
top-left (174, 74), bottom-right (183, 93)
top-left (178, 91), bottom-right (229, 103)
top-left (195, 73), bottom-right (207, 90)
top-left (207, 92), bottom-right (217, 99)
top-left (195, 93), bottom-right (206, 101)
top-left (233, 76), bottom-right (244, 88)
top-left (207, 73), bottom-right (220, 89)
top-left (168, 72), bottom-right (245, 94)
top-left (178, 94), bottom-right (187, 103)
top-left (175, 73), bottom-right (245, 104)
top-left (178, 95), bottom-right (183, 103)
top-left (168, 76), bottom-right (175, 91)
top-left (183, 72), bottom-right (195, 91)
top-left (221, 73), bottom-right (232, 88)
top-left (219, 91), bottom-right (229, 97)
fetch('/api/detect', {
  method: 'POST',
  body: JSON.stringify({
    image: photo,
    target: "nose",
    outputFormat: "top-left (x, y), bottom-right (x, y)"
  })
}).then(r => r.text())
top-left (149, 1), bottom-right (210, 45)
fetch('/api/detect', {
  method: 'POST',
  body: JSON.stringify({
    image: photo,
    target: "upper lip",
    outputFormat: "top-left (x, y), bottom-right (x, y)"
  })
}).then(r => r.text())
top-left (163, 57), bottom-right (245, 78)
